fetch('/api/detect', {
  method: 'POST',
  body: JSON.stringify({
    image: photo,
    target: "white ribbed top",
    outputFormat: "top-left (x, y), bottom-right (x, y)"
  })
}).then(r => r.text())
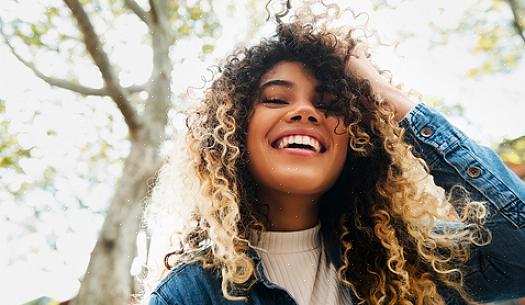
top-left (251, 223), bottom-right (353, 305)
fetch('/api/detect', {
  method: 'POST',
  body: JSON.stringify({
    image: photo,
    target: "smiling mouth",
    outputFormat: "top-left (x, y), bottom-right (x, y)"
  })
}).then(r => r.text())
top-left (271, 135), bottom-right (327, 153)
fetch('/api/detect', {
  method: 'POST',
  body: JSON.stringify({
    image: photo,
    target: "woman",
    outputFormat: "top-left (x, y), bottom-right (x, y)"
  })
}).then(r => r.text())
top-left (143, 11), bottom-right (525, 305)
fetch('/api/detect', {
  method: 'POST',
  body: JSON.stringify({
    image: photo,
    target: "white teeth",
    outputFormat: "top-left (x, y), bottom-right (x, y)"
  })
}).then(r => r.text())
top-left (302, 136), bottom-right (309, 146)
top-left (312, 141), bottom-right (320, 152)
top-left (275, 135), bottom-right (322, 152)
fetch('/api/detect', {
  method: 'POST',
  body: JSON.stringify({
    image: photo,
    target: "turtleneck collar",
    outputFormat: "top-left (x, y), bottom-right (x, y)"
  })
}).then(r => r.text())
top-left (250, 222), bottom-right (322, 254)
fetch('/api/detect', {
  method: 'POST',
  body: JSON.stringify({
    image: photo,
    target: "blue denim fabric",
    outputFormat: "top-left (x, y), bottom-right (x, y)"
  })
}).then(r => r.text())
top-left (149, 103), bottom-right (525, 305)
top-left (400, 103), bottom-right (525, 304)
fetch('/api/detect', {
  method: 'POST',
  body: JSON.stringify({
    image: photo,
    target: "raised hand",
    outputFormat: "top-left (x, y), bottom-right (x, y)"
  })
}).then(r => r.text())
top-left (345, 44), bottom-right (417, 121)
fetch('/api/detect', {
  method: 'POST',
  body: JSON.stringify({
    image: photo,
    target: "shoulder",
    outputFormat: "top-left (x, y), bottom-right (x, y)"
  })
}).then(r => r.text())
top-left (150, 262), bottom-right (224, 305)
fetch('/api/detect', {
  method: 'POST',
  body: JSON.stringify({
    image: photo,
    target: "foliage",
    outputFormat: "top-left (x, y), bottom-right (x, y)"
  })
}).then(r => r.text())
top-left (0, 99), bottom-right (58, 199)
top-left (498, 135), bottom-right (525, 164)
top-left (430, 0), bottom-right (525, 77)
top-left (0, 93), bottom-right (127, 275)
top-left (422, 0), bottom-right (525, 170)
top-left (0, 1), bottom-right (259, 304)
top-left (0, 0), bottom-right (220, 88)
top-left (426, 97), bottom-right (466, 118)
top-left (0, 100), bottom-right (32, 184)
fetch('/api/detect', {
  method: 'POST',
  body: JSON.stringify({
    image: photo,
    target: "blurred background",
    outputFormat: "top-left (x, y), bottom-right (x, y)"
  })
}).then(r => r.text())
top-left (0, 0), bottom-right (524, 305)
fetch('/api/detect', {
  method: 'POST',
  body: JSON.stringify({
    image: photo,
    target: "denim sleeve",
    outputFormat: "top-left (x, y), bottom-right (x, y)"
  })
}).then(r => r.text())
top-left (149, 293), bottom-right (172, 305)
top-left (399, 103), bottom-right (525, 303)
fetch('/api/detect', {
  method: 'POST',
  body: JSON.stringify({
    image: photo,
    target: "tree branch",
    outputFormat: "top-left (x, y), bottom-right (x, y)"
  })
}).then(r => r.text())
top-left (148, 0), bottom-right (158, 24)
top-left (63, 0), bottom-right (142, 137)
top-left (0, 29), bottom-right (109, 96)
top-left (124, 0), bottom-right (150, 25)
top-left (508, 0), bottom-right (525, 46)
top-left (1, 26), bottom-right (147, 96)
top-left (124, 82), bottom-right (148, 94)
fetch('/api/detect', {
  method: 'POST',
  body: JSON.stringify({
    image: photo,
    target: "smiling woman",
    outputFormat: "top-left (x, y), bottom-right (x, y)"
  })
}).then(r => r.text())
top-left (142, 4), bottom-right (525, 305)
top-left (247, 61), bottom-right (349, 231)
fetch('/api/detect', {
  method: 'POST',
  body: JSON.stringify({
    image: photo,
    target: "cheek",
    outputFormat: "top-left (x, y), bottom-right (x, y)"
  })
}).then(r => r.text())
top-left (329, 118), bottom-right (349, 163)
top-left (246, 114), bottom-right (267, 176)
top-left (333, 135), bottom-right (349, 173)
top-left (246, 114), bottom-right (263, 152)
top-left (245, 112), bottom-right (350, 195)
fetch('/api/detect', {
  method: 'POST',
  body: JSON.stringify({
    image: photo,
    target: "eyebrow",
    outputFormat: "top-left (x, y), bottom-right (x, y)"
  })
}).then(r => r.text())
top-left (258, 79), bottom-right (324, 92)
top-left (258, 79), bottom-right (294, 91)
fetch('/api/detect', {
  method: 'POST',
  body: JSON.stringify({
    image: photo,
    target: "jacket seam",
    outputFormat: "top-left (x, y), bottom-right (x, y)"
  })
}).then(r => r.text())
top-left (153, 263), bottom-right (191, 294)
top-left (151, 292), bottom-right (171, 305)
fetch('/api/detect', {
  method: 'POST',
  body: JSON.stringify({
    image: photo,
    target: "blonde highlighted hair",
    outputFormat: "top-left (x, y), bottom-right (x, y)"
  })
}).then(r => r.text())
top-left (143, 3), bottom-right (489, 304)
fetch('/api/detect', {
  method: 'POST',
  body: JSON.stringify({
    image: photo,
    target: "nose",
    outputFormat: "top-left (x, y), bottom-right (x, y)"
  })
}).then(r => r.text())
top-left (285, 102), bottom-right (322, 124)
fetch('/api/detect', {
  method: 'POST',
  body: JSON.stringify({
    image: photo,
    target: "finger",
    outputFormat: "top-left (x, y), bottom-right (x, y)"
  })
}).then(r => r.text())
top-left (350, 43), bottom-right (368, 58)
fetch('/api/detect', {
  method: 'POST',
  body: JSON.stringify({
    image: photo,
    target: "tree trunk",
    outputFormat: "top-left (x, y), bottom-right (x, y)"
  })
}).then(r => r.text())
top-left (71, 139), bottom-right (161, 305)
top-left (71, 1), bottom-right (171, 304)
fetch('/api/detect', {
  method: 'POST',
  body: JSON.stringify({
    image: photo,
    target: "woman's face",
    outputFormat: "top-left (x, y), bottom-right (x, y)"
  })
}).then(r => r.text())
top-left (247, 61), bottom-right (349, 198)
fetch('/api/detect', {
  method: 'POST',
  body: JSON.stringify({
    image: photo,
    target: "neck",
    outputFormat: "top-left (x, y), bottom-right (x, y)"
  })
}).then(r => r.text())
top-left (257, 187), bottom-right (321, 231)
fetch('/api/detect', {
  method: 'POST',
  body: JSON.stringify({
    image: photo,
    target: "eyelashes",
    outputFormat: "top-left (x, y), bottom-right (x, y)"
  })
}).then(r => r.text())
top-left (262, 98), bottom-right (288, 104)
top-left (261, 98), bottom-right (329, 111)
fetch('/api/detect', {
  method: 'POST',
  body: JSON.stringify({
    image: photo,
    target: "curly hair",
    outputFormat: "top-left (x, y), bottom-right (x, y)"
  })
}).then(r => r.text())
top-left (144, 4), bottom-right (488, 305)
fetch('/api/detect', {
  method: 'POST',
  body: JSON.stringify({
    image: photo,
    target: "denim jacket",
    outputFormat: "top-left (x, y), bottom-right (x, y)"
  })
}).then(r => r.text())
top-left (149, 103), bottom-right (525, 305)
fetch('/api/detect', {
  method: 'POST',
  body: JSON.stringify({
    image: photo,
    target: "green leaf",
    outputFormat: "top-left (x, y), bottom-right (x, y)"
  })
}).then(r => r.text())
top-left (201, 43), bottom-right (214, 54)
top-left (498, 136), bottom-right (525, 163)
top-left (179, 23), bottom-right (191, 36)
top-left (474, 33), bottom-right (498, 52)
top-left (189, 6), bottom-right (203, 20)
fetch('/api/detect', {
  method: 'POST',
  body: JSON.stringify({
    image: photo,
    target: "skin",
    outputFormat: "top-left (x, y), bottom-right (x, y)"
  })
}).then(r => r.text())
top-left (247, 49), bottom-right (417, 232)
top-left (247, 61), bottom-right (349, 231)
top-left (346, 44), bottom-right (417, 121)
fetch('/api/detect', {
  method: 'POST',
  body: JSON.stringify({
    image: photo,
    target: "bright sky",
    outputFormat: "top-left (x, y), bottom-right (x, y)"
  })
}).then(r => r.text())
top-left (1, 1), bottom-right (524, 304)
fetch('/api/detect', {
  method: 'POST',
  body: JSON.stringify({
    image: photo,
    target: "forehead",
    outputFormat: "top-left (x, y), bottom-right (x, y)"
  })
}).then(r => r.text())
top-left (259, 61), bottom-right (318, 87)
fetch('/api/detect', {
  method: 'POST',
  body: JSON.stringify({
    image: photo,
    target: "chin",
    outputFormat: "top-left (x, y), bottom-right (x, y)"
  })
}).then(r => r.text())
top-left (268, 170), bottom-right (336, 196)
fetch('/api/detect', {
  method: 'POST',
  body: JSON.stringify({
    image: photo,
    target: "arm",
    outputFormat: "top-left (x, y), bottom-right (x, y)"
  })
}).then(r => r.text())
top-left (345, 47), bottom-right (525, 302)
top-left (400, 103), bottom-right (525, 303)
top-left (149, 293), bottom-right (172, 305)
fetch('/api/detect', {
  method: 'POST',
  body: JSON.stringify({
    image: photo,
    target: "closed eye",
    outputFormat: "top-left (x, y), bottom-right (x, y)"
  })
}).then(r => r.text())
top-left (262, 98), bottom-right (288, 105)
